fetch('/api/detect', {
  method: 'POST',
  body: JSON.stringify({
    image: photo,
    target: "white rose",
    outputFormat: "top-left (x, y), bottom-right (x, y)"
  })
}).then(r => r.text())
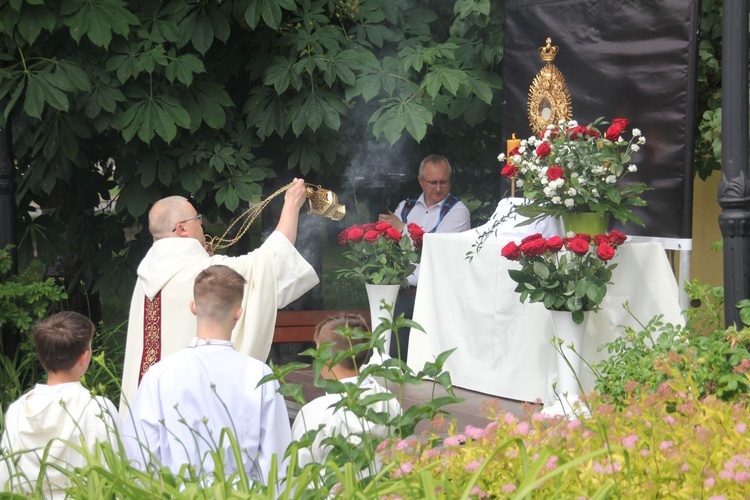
top-left (628, 164), bottom-right (637, 173)
top-left (631, 144), bottom-right (640, 152)
top-left (606, 175), bottom-right (617, 184)
top-left (564, 198), bottom-right (575, 208)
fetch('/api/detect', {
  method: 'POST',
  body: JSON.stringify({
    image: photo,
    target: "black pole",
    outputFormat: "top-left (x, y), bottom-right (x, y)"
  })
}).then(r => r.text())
top-left (0, 121), bottom-right (16, 276)
top-left (717, 0), bottom-right (750, 328)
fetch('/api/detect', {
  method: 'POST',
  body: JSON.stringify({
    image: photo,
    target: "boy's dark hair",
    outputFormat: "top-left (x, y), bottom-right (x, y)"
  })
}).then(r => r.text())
top-left (33, 311), bottom-right (94, 373)
top-left (313, 314), bottom-right (371, 371)
top-left (193, 265), bottom-right (246, 321)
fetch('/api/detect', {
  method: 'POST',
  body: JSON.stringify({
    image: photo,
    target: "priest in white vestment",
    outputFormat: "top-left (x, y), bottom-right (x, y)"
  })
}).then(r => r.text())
top-left (122, 265), bottom-right (292, 486)
top-left (120, 179), bottom-right (319, 413)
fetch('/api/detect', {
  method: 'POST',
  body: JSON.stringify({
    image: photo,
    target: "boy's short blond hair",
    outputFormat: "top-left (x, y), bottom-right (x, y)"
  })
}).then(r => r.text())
top-left (193, 265), bottom-right (246, 321)
top-left (313, 314), bottom-right (371, 371)
top-left (33, 311), bottom-right (94, 373)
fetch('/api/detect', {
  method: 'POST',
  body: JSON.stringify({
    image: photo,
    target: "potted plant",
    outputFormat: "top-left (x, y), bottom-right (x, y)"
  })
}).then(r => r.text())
top-left (499, 117), bottom-right (649, 233)
top-left (336, 222), bottom-right (425, 357)
top-left (501, 231), bottom-right (628, 415)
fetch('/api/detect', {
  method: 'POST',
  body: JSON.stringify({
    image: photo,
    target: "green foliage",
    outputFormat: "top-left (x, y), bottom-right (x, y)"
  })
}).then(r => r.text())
top-left (0, 245), bottom-right (66, 337)
top-left (594, 280), bottom-right (750, 407)
top-left (694, 0), bottom-right (723, 180)
top-left (0, 0), bottom-right (505, 300)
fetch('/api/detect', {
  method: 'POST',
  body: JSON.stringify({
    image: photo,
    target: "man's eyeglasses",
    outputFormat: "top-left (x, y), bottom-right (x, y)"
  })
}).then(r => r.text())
top-left (420, 178), bottom-right (451, 188)
top-left (172, 214), bottom-right (203, 233)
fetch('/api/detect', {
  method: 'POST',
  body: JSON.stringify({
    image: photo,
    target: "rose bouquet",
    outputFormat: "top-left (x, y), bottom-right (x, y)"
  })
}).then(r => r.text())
top-left (501, 231), bottom-right (628, 323)
top-left (499, 117), bottom-right (649, 226)
top-left (336, 222), bottom-right (425, 286)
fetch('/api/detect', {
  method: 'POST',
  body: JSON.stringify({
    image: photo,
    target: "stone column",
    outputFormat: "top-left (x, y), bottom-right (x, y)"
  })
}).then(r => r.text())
top-left (717, 0), bottom-right (750, 327)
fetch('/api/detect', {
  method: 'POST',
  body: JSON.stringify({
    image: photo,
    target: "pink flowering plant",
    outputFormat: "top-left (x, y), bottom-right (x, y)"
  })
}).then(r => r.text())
top-left (336, 222), bottom-right (425, 286)
top-left (378, 382), bottom-right (750, 498)
top-left (501, 231), bottom-right (628, 324)
top-left (499, 117), bottom-right (649, 225)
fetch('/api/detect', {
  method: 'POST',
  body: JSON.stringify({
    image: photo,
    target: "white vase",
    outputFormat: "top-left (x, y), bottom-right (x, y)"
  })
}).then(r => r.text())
top-left (365, 283), bottom-right (400, 364)
top-left (543, 310), bottom-right (588, 417)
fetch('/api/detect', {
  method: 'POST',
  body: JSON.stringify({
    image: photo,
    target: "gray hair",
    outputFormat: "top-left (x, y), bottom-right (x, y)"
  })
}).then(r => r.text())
top-left (418, 154), bottom-right (452, 177)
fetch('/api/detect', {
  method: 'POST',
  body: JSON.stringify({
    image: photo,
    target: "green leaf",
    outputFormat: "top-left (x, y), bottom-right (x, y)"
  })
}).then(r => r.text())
top-left (533, 261), bottom-right (550, 279)
top-left (61, 0), bottom-right (139, 48)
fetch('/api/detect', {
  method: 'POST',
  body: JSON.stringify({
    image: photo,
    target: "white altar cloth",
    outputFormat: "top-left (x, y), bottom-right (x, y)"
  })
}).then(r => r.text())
top-left (406, 230), bottom-right (683, 405)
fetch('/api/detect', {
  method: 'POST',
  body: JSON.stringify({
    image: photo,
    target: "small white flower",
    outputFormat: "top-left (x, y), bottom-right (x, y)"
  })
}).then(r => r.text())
top-left (497, 153), bottom-right (506, 162)
top-left (541, 177), bottom-right (549, 186)
top-left (591, 189), bottom-right (599, 196)
top-left (543, 186), bottom-right (553, 196)
top-left (564, 198), bottom-right (575, 208)
top-left (606, 175), bottom-right (617, 184)
top-left (567, 188), bottom-right (577, 196)
top-left (552, 196), bottom-right (562, 204)
top-left (631, 144), bottom-right (640, 152)
top-left (617, 137), bottom-right (626, 145)
top-left (553, 178), bottom-right (566, 189)
top-left (632, 128), bottom-right (642, 137)
top-left (568, 120), bottom-right (578, 128)
top-left (638, 136), bottom-right (646, 145)
top-left (519, 146), bottom-right (527, 154)
top-left (628, 164), bottom-right (638, 173)
top-left (516, 179), bottom-right (524, 188)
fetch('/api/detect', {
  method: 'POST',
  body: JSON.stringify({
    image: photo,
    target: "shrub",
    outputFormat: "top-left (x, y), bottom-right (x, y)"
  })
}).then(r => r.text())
top-left (594, 280), bottom-right (750, 407)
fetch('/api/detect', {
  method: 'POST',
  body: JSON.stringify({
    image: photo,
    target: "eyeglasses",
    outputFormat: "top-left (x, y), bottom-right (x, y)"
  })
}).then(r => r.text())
top-left (420, 178), bottom-right (451, 188)
top-left (172, 213), bottom-right (203, 233)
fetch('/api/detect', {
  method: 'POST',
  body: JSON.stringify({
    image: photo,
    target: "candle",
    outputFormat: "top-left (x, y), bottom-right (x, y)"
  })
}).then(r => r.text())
top-left (506, 133), bottom-right (521, 197)
top-left (506, 133), bottom-right (521, 161)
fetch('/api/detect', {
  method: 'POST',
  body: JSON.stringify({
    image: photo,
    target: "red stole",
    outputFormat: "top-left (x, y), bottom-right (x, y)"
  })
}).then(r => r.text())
top-left (139, 291), bottom-right (162, 384)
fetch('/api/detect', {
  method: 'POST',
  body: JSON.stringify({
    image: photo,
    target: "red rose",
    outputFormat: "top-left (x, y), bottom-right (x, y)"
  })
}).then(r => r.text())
top-left (547, 166), bottom-right (565, 181)
top-left (608, 230), bottom-right (628, 246)
top-left (338, 228), bottom-right (349, 245)
top-left (596, 242), bottom-right (616, 261)
top-left (501, 163), bottom-right (518, 178)
top-left (593, 234), bottom-right (610, 246)
top-left (521, 233), bottom-right (543, 244)
top-left (347, 226), bottom-right (364, 242)
top-left (508, 146), bottom-right (520, 157)
top-left (585, 126), bottom-right (601, 138)
top-left (407, 223), bottom-right (425, 248)
top-left (521, 237), bottom-right (547, 257)
top-left (547, 236), bottom-right (564, 252)
top-left (501, 241), bottom-right (522, 260)
top-left (375, 222), bottom-right (391, 233)
top-left (535, 142), bottom-right (552, 159)
top-left (575, 233), bottom-right (591, 242)
top-left (567, 237), bottom-right (590, 256)
top-left (612, 118), bottom-right (629, 131)
top-left (363, 229), bottom-right (379, 243)
top-left (385, 227), bottom-right (402, 241)
top-left (604, 124), bottom-right (622, 142)
top-left (567, 125), bottom-right (586, 140)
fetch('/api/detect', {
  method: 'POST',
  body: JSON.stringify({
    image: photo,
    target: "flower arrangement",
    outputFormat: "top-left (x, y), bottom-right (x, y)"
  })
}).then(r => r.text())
top-left (501, 231), bottom-right (628, 323)
top-left (336, 222), bottom-right (425, 286)
top-left (499, 117), bottom-right (648, 225)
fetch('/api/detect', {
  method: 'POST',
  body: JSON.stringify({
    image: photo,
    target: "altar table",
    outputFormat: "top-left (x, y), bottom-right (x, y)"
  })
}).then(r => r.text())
top-left (406, 230), bottom-right (683, 406)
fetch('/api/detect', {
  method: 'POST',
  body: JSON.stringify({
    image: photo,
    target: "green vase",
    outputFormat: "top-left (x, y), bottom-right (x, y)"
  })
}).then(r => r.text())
top-left (561, 212), bottom-right (610, 235)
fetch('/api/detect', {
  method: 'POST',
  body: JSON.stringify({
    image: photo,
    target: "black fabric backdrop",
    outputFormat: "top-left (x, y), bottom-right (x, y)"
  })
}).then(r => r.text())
top-left (501, 0), bottom-right (700, 238)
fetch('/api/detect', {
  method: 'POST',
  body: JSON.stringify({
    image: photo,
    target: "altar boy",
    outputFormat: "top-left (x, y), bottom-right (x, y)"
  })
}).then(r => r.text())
top-left (122, 265), bottom-right (291, 486)
top-left (0, 311), bottom-right (119, 498)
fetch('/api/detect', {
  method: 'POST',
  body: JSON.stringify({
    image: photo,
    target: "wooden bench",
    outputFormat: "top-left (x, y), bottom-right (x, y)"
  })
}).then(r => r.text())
top-left (272, 309), bottom-right (371, 343)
